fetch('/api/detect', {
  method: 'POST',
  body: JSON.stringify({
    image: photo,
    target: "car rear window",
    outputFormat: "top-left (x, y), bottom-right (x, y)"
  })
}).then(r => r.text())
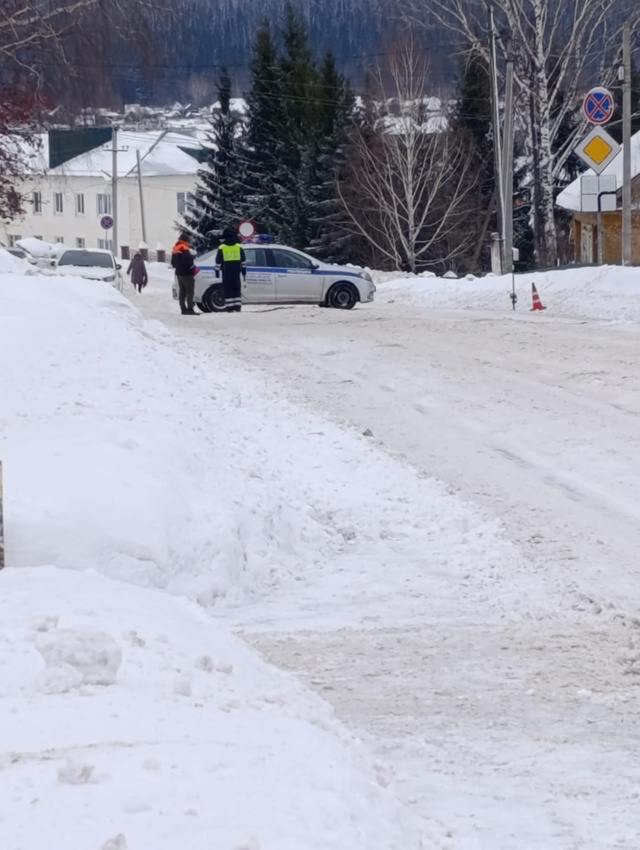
top-left (58, 251), bottom-right (113, 268)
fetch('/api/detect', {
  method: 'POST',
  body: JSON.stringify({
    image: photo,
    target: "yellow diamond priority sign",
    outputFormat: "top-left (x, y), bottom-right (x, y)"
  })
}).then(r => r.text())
top-left (574, 127), bottom-right (620, 175)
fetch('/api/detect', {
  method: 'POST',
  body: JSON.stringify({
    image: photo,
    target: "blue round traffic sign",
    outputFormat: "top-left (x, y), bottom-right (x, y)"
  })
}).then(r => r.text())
top-left (583, 87), bottom-right (614, 125)
top-left (99, 214), bottom-right (114, 230)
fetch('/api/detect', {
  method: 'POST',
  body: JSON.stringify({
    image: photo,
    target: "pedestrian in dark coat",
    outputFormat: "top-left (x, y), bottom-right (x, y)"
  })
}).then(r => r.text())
top-left (171, 233), bottom-right (198, 315)
top-left (215, 226), bottom-right (246, 312)
top-left (127, 252), bottom-right (148, 293)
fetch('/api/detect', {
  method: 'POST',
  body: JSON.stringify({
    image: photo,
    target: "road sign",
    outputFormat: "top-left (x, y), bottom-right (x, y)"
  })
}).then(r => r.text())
top-left (238, 220), bottom-right (256, 239)
top-left (583, 87), bottom-right (615, 125)
top-left (99, 214), bottom-right (114, 230)
top-left (574, 127), bottom-right (620, 175)
top-left (580, 174), bottom-right (617, 212)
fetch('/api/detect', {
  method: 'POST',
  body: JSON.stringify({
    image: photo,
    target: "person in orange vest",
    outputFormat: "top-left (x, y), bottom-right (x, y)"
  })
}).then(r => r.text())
top-left (215, 226), bottom-right (246, 312)
top-left (171, 232), bottom-right (198, 315)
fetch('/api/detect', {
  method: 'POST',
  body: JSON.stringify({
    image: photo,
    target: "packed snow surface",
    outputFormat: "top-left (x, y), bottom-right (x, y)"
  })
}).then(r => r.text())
top-left (3, 253), bottom-right (640, 849)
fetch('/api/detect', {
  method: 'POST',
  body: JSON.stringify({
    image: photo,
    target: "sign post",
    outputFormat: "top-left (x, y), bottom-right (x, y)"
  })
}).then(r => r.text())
top-left (575, 88), bottom-right (619, 266)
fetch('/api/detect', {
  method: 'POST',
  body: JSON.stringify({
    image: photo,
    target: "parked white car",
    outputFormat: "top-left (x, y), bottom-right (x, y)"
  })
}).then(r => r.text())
top-left (172, 244), bottom-right (375, 311)
top-left (53, 249), bottom-right (123, 288)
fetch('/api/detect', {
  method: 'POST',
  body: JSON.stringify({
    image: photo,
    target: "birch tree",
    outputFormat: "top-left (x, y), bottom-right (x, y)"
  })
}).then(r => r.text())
top-left (337, 46), bottom-right (477, 272)
top-left (407, 0), bottom-right (640, 267)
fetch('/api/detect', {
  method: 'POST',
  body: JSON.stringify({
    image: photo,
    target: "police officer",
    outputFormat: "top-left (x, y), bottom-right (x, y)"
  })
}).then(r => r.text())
top-left (215, 226), bottom-right (246, 312)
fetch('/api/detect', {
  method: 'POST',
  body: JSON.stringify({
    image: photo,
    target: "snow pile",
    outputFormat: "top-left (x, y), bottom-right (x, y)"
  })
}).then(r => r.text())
top-left (0, 246), bottom-right (27, 274)
top-left (35, 626), bottom-right (122, 692)
top-left (376, 265), bottom-right (640, 323)
top-left (1, 567), bottom-right (433, 849)
top-left (16, 236), bottom-right (65, 259)
top-left (0, 272), bottom-right (514, 626)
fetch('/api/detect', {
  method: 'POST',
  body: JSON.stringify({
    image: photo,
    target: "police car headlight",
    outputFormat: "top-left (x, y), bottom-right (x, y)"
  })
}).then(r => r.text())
top-left (361, 271), bottom-right (373, 283)
top-left (104, 274), bottom-right (115, 282)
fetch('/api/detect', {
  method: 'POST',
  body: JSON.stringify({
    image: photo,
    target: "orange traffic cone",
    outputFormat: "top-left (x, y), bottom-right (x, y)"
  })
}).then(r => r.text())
top-left (530, 283), bottom-right (546, 311)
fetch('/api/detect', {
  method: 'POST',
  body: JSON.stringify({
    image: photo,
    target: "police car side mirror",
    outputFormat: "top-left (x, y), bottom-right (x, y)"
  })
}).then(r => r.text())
top-left (311, 262), bottom-right (319, 270)
top-left (116, 263), bottom-right (122, 270)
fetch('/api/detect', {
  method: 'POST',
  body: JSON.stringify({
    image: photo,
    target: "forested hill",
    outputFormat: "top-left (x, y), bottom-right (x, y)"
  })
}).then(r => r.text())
top-left (61, 0), bottom-right (405, 107)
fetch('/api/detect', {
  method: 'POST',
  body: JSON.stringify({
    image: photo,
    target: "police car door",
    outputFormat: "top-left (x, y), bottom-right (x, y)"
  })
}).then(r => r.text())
top-left (269, 248), bottom-right (323, 302)
top-left (242, 247), bottom-right (275, 303)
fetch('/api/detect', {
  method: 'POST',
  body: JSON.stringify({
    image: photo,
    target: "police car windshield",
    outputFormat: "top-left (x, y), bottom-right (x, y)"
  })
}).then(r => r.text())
top-left (58, 250), bottom-right (113, 268)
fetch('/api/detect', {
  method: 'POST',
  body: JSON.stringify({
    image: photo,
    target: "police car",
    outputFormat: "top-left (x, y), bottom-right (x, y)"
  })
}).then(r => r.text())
top-left (173, 242), bottom-right (376, 312)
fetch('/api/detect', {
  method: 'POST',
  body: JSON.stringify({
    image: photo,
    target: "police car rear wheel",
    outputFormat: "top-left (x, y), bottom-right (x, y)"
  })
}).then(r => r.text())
top-left (203, 285), bottom-right (226, 312)
top-left (327, 282), bottom-right (357, 310)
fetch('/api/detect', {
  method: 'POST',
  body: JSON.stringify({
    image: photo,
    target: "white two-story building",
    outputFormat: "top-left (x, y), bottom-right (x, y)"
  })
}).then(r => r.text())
top-left (1, 130), bottom-right (202, 259)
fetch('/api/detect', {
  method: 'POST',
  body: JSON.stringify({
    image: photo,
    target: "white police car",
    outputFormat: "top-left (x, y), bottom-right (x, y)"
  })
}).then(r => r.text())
top-left (173, 243), bottom-right (376, 312)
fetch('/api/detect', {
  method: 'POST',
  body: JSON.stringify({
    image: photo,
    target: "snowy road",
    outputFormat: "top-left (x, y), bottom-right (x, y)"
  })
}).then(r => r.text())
top-left (138, 281), bottom-right (640, 848)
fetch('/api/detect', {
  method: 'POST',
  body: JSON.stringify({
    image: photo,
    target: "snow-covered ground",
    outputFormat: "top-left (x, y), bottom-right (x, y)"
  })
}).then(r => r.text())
top-left (1, 254), bottom-right (452, 849)
top-left (137, 263), bottom-right (640, 848)
top-left (3, 252), bottom-right (640, 848)
top-left (375, 264), bottom-right (640, 323)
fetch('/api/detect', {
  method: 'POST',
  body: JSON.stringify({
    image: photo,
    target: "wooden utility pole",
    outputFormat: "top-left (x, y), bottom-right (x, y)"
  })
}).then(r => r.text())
top-left (112, 125), bottom-right (119, 259)
top-left (622, 22), bottom-right (632, 266)
top-left (501, 43), bottom-right (515, 274)
top-left (135, 148), bottom-right (148, 245)
top-left (489, 7), bottom-right (505, 274)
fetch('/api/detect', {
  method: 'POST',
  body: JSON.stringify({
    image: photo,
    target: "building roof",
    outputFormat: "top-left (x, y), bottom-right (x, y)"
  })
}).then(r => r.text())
top-left (556, 129), bottom-right (640, 212)
top-left (25, 130), bottom-right (202, 179)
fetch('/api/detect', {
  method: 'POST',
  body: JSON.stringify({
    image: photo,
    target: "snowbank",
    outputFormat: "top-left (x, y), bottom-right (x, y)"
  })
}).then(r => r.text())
top-left (375, 265), bottom-right (640, 323)
top-left (0, 272), bottom-right (512, 627)
top-left (0, 270), bottom-right (445, 846)
top-left (0, 246), bottom-right (28, 274)
top-left (1, 567), bottom-right (429, 850)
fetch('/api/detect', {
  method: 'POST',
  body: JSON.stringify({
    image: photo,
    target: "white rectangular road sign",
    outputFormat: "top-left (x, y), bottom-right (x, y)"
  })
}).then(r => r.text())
top-left (580, 174), bottom-right (617, 212)
top-left (574, 127), bottom-right (621, 175)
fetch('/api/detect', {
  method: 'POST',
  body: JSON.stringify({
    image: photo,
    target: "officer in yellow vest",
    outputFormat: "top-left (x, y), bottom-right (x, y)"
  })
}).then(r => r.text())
top-left (215, 226), bottom-right (247, 312)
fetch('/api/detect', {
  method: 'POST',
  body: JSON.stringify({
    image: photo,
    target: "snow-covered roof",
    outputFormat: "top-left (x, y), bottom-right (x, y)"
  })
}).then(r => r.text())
top-left (556, 129), bottom-right (640, 212)
top-left (44, 130), bottom-right (202, 179)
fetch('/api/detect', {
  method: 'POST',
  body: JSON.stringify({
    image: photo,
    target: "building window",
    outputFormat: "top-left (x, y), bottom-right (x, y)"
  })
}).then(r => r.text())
top-left (54, 192), bottom-right (64, 214)
top-left (177, 191), bottom-right (195, 216)
top-left (8, 234), bottom-right (22, 247)
top-left (97, 193), bottom-right (112, 215)
top-left (76, 237), bottom-right (86, 249)
top-left (75, 193), bottom-right (85, 215)
top-left (55, 236), bottom-right (64, 244)
top-left (98, 238), bottom-right (114, 252)
top-left (33, 191), bottom-right (42, 214)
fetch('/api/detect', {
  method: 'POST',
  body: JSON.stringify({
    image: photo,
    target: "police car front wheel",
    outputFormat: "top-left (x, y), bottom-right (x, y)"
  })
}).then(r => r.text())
top-left (203, 284), bottom-right (226, 312)
top-left (327, 282), bottom-right (358, 310)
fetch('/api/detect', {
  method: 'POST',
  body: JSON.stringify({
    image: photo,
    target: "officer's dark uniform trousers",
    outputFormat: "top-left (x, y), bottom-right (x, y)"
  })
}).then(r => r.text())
top-left (215, 243), bottom-right (246, 312)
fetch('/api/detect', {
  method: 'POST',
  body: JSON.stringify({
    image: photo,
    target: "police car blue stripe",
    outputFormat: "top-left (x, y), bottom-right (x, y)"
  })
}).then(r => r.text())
top-left (198, 264), bottom-right (363, 279)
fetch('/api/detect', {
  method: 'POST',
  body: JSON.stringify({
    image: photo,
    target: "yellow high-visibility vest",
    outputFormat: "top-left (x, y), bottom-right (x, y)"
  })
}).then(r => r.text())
top-left (220, 243), bottom-right (242, 262)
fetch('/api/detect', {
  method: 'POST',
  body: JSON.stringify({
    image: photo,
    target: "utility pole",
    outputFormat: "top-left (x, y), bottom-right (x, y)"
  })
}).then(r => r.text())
top-left (501, 41), bottom-right (515, 274)
top-left (111, 124), bottom-right (119, 259)
top-left (489, 7), bottom-right (505, 274)
top-left (135, 148), bottom-right (148, 245)
top-left (622, 22), bottom-right (632, 266)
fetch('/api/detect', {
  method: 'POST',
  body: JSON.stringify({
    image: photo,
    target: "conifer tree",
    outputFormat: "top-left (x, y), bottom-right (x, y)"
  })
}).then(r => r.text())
top-left (305, 52), bottom-right (356, 261)
top-left (183, 68), bottom-right (240, 252)
top-left (241, 20), bottom-right (287, 236)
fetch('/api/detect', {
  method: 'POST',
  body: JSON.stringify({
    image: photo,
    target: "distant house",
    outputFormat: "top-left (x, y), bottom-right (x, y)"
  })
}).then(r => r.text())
top-left (1, 130), bottom-right (203, 260)
top-left (556, 130), bottom-right (640, 264)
